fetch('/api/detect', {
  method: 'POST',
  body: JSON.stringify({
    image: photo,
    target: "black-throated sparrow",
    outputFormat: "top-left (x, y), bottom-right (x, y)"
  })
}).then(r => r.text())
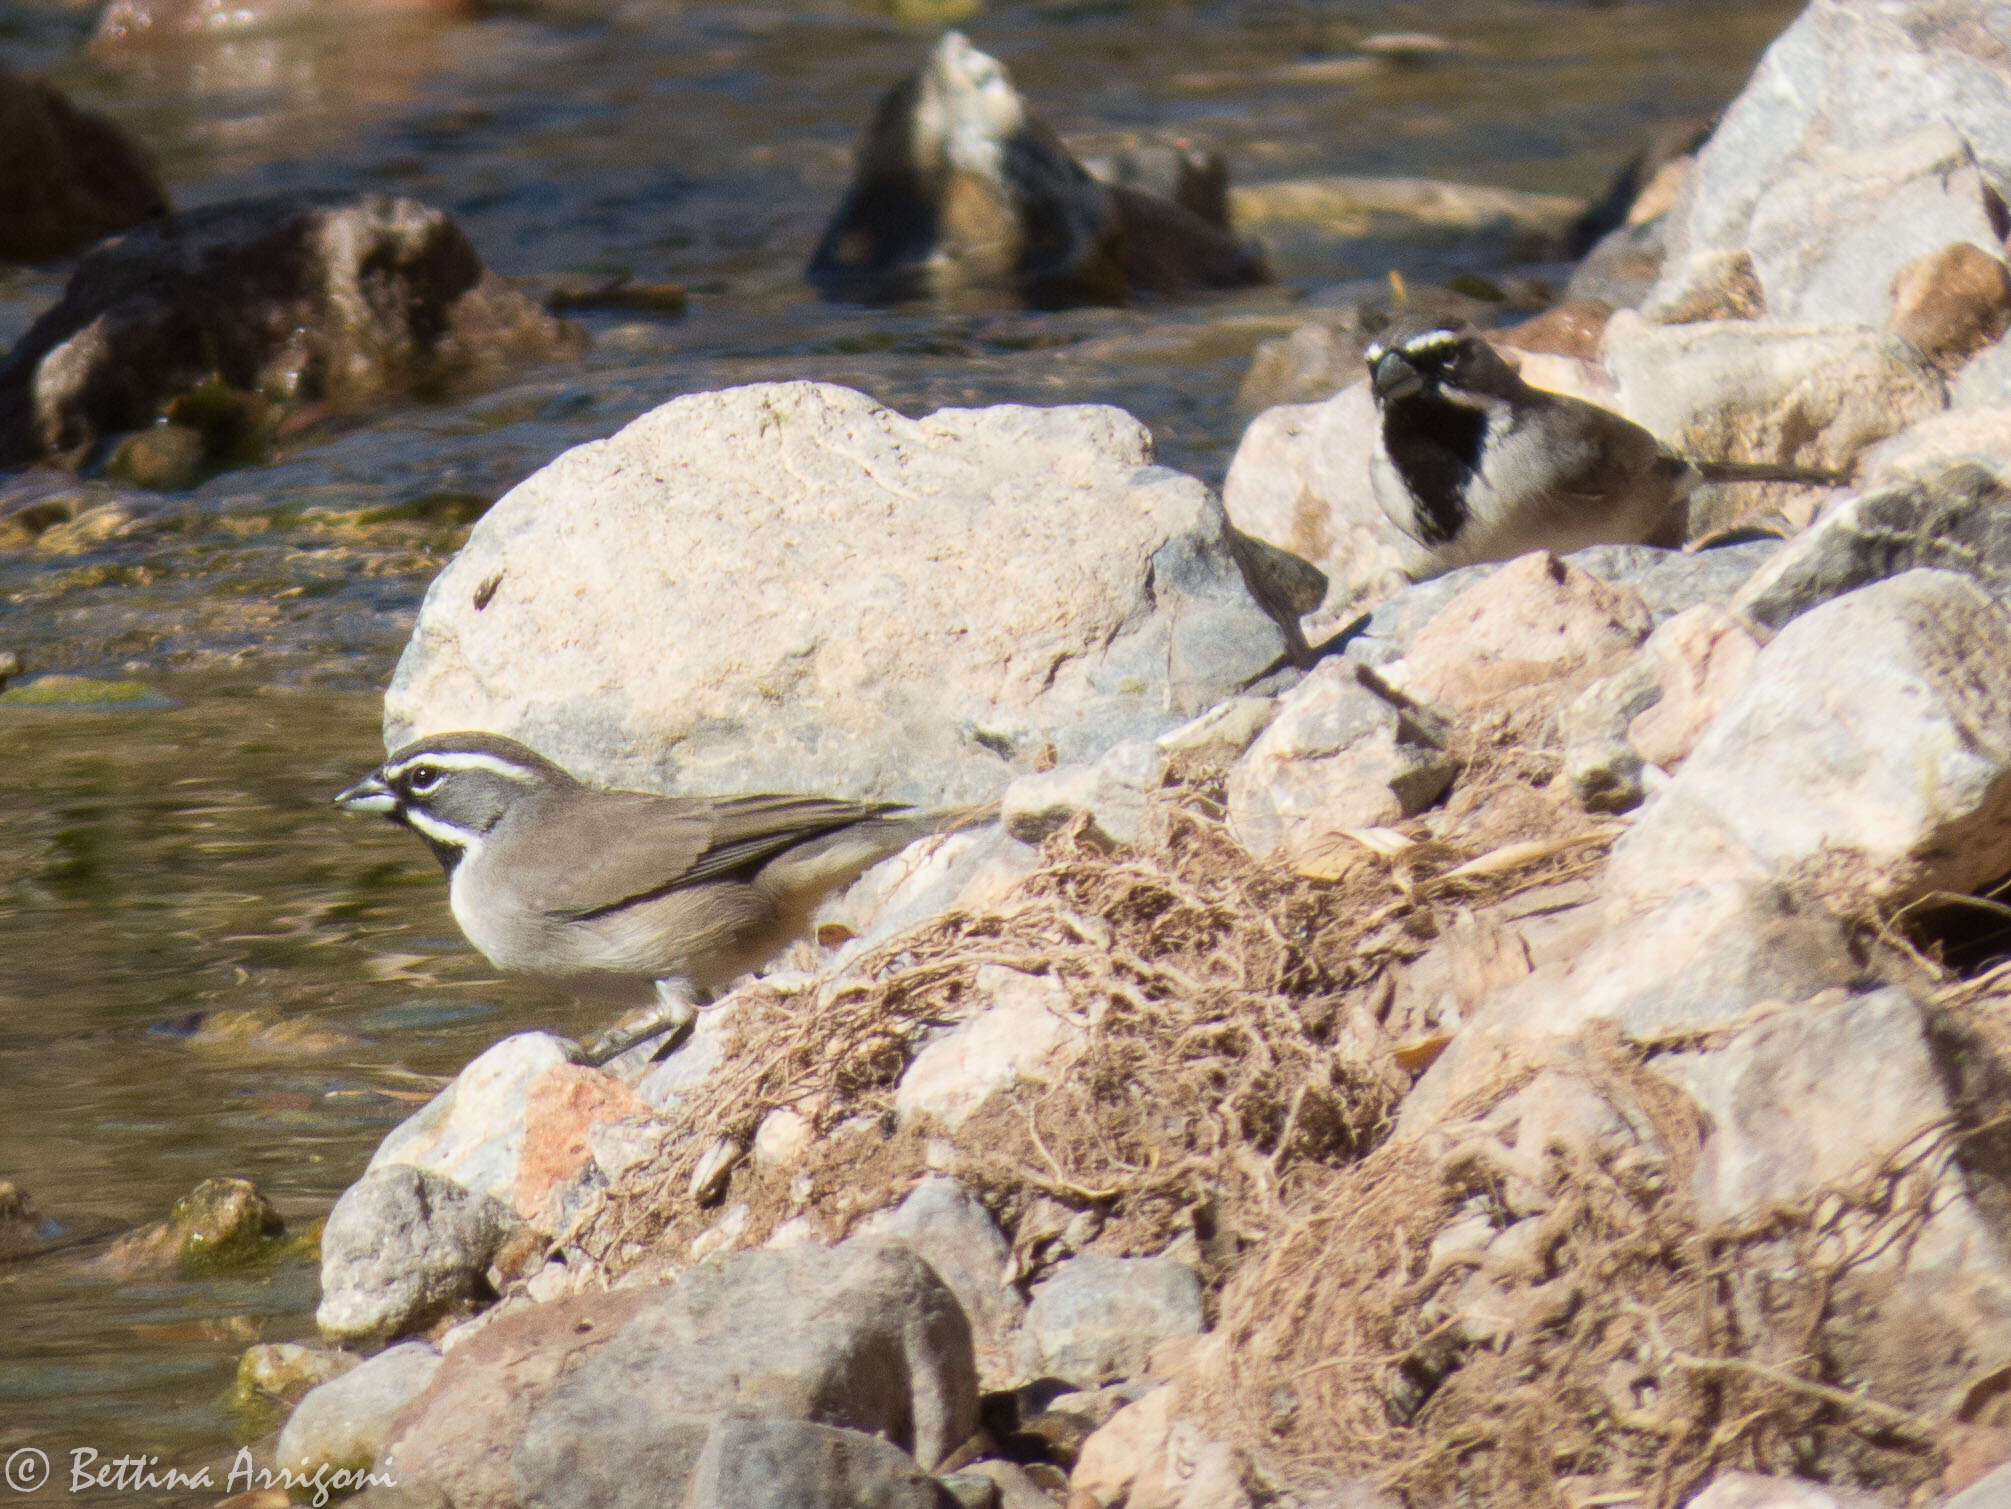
top-left (336, 732), bottom-right (985, 1062)
top-left (1364, 325), bottom-right (1835, 576)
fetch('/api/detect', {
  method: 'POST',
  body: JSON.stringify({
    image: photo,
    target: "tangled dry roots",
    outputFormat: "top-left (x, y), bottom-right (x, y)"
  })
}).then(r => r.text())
top-left (1209, 1052), bottom-right (1966, 1509)
top-left (572, 780), bottom-right (1610, 1279)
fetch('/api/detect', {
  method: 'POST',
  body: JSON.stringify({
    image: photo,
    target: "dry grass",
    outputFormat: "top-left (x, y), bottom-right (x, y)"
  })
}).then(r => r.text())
top-left (569, 775), bottom-right (1612, 1284)
top-left (1208, 1041), bottom-right (1967, 1509)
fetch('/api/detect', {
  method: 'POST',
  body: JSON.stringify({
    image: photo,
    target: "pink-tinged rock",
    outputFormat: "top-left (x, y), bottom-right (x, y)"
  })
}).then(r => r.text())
top-left (367, 1033), bottom-right (576, 1220)
top-left (1624, 602), bottom-right (1762, 770)
top-left (894, 966), bottom-right (1087, 1130)
top-left (1387, 551), bottom-right (1652, 712)
top-left (1225, 659), bottom-right (1453, 858)
top-left (514, 1065), bottom-right (655, 1231)
top-left (1610, 568), bottom-right (2011, 909)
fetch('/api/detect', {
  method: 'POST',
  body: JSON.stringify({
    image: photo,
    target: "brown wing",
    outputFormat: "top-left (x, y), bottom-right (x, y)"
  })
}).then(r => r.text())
top-left (548, 792), bottom-right (906, 924)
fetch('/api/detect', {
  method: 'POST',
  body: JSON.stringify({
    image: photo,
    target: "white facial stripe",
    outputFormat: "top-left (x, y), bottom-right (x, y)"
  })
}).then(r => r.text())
top-left (401, 805), bottom-right (483, 853)
top-left (384, 751), bottom-right (540, 784)
top-left (1399, 330), bottom-right (1463, 356)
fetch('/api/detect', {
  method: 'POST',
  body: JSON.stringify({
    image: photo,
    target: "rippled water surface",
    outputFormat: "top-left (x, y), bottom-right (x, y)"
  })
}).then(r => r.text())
top-left (0, 0), bottom-right (1797, 1492)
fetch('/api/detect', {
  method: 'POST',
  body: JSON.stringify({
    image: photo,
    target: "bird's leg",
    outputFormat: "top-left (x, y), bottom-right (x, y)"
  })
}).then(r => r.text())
top-left (580, 979), bottom-right (701, 1068)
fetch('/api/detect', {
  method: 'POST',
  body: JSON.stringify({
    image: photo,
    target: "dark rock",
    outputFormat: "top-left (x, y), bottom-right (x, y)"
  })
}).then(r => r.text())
top-left (1084, 144), bottom-right (1231, 231)
top-left (317, 1164), bottom-right (523, 1346)
top-left (0, 193), bottom-right (583, 468)
top-left (0, 1180), bottom-right (55, 1262)
top-left (0, 60), bottom-right (165, 263)
top-left (808, 34), bottom-right (1263, 306)
top-left (682, 1414), bottom-right (956, 1509)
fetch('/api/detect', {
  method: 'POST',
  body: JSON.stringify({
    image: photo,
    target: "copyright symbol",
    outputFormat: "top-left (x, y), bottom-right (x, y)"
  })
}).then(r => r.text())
top-left (3, 1449), bottom-right (48, 1493)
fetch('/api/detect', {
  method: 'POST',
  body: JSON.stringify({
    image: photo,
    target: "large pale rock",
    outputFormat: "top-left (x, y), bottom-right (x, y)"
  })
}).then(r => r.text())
top-left (0, 193), bottom-right (579, 466)
top-left (1655, 989), bottom-right (2011, 1412)
top-left (0, 60), bottom-right (165, 263)
top-left (1002, 738), bottom-right (1168, 846)
top-left (1862, 408), bottom-right (2011, 485)
top-left (1646, 0), bottom-right (2011, 323)
top-left (1399, 878), bottom-right (1863, 1131)
top-left (854, 1177), bottom-right (1024, 1390)
top-left (1744, 125), bottom-right (2008, 326)
top-left (1384, 550), bottom-right (1652, 712)
top-left (1687, 1474), bottom-right (1886, 1509)
top-left (894, 966), bottom-right (1088, 1130)
top-left (1225, 658), bottom-right (1454, 858)
top-left (276, 1342), bottom-right (441, 1477)
top-left (1221, 381), bottom-right (1425, 617)
top-left (1016, 1254), bottom-right (1204, 1387)
top-left (317, 1165), bottom-right (523, 1346)
top-left (385, 382), bottom-right (1300, 805)
top-left (367, 1033), bottom-right (577, 1218)
top-left (1733, 463), bottom-right (2011, 629)
top-left (680, 1414), bottom-right (952, 1509)
top-left (1611, 569), bottom-right (2011, 906)
top-left (1603, 312), bottom-right (1946, 473)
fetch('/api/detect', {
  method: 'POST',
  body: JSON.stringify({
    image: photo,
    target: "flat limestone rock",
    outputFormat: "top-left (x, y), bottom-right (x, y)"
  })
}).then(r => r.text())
top-left (385, 381), bottom-right (1300, 805)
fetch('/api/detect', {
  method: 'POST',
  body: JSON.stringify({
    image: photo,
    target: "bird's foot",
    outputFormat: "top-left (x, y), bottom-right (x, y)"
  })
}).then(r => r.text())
top-left (580, 984), bottom-right (698, 1068)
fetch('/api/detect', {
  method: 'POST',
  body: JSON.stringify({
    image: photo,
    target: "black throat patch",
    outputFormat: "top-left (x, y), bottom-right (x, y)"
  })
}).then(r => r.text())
top-left (1380, 390), bottom-right (1487, 548)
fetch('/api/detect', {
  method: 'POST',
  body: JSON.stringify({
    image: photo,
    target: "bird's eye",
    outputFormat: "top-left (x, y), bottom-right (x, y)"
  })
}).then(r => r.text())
top-left (406, 765), bottom-right (442, 795)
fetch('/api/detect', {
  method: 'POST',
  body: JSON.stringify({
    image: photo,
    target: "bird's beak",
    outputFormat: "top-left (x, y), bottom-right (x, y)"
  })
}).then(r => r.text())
top-left (334, 773), bottom-right (398, 815)
top-left (1371, 348), bottom-right (1425, 402)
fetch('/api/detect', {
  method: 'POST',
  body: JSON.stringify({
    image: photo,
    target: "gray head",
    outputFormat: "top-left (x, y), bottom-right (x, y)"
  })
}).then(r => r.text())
top-left (1364, 324), bottom-right (1524, 406)
top-left (335, 732), bottom-right (577, 873)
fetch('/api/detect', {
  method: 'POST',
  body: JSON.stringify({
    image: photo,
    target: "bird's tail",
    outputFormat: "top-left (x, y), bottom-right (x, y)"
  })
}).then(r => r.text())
top-left (1689, 458), bottom-right (1851, 487)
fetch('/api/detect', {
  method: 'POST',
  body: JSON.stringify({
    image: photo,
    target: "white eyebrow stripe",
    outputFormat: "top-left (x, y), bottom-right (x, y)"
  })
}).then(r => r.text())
top-left (384, 751), bottom-right (541, 783)
top-left (401, 806), bottom-right (481, 851)
top-left (1399, 329), bottom-right (1463, 355)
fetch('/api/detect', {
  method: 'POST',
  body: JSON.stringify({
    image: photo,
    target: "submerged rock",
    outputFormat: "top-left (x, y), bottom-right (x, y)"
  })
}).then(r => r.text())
top-left (0, 193), bottom-right (583, 471)
top-left (96, 1175), bottom-right (286, 1277)
top-left (808, 33), bottom-right (1265, 306)
top-left (385, 381), bottom-right (1302, 806)
top-left (0, 61), bottom-right (166, 263)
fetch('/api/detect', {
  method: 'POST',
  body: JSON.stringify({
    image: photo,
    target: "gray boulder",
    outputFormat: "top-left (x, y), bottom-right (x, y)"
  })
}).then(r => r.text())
top-left (852, 1177), bottom-right (1025, 1390)
top-left (317, 1165), bottom-right (523, 1347)
top-left (0, 192), bottom-right (582, 468)
top-left (512, 1244), bottom-right (979, 1506)
top-left (1016, 1254), bottom-right (1205, 1387)
top-left (385, 382), bottom-right (1302, 806)
top-left (681, 1414), bottom-right (954, 1509)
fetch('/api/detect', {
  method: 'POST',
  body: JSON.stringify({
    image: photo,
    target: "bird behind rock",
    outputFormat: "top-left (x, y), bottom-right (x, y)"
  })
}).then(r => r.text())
top-left (1365, 323), bottom-right (1692, 577)
top-left (336, 731), bottom-right (989, 1060)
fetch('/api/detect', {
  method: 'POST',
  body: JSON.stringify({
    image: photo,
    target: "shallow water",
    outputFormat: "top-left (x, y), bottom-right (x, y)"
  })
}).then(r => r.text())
top-left (0, 0), bottom-right (1797, 1493)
